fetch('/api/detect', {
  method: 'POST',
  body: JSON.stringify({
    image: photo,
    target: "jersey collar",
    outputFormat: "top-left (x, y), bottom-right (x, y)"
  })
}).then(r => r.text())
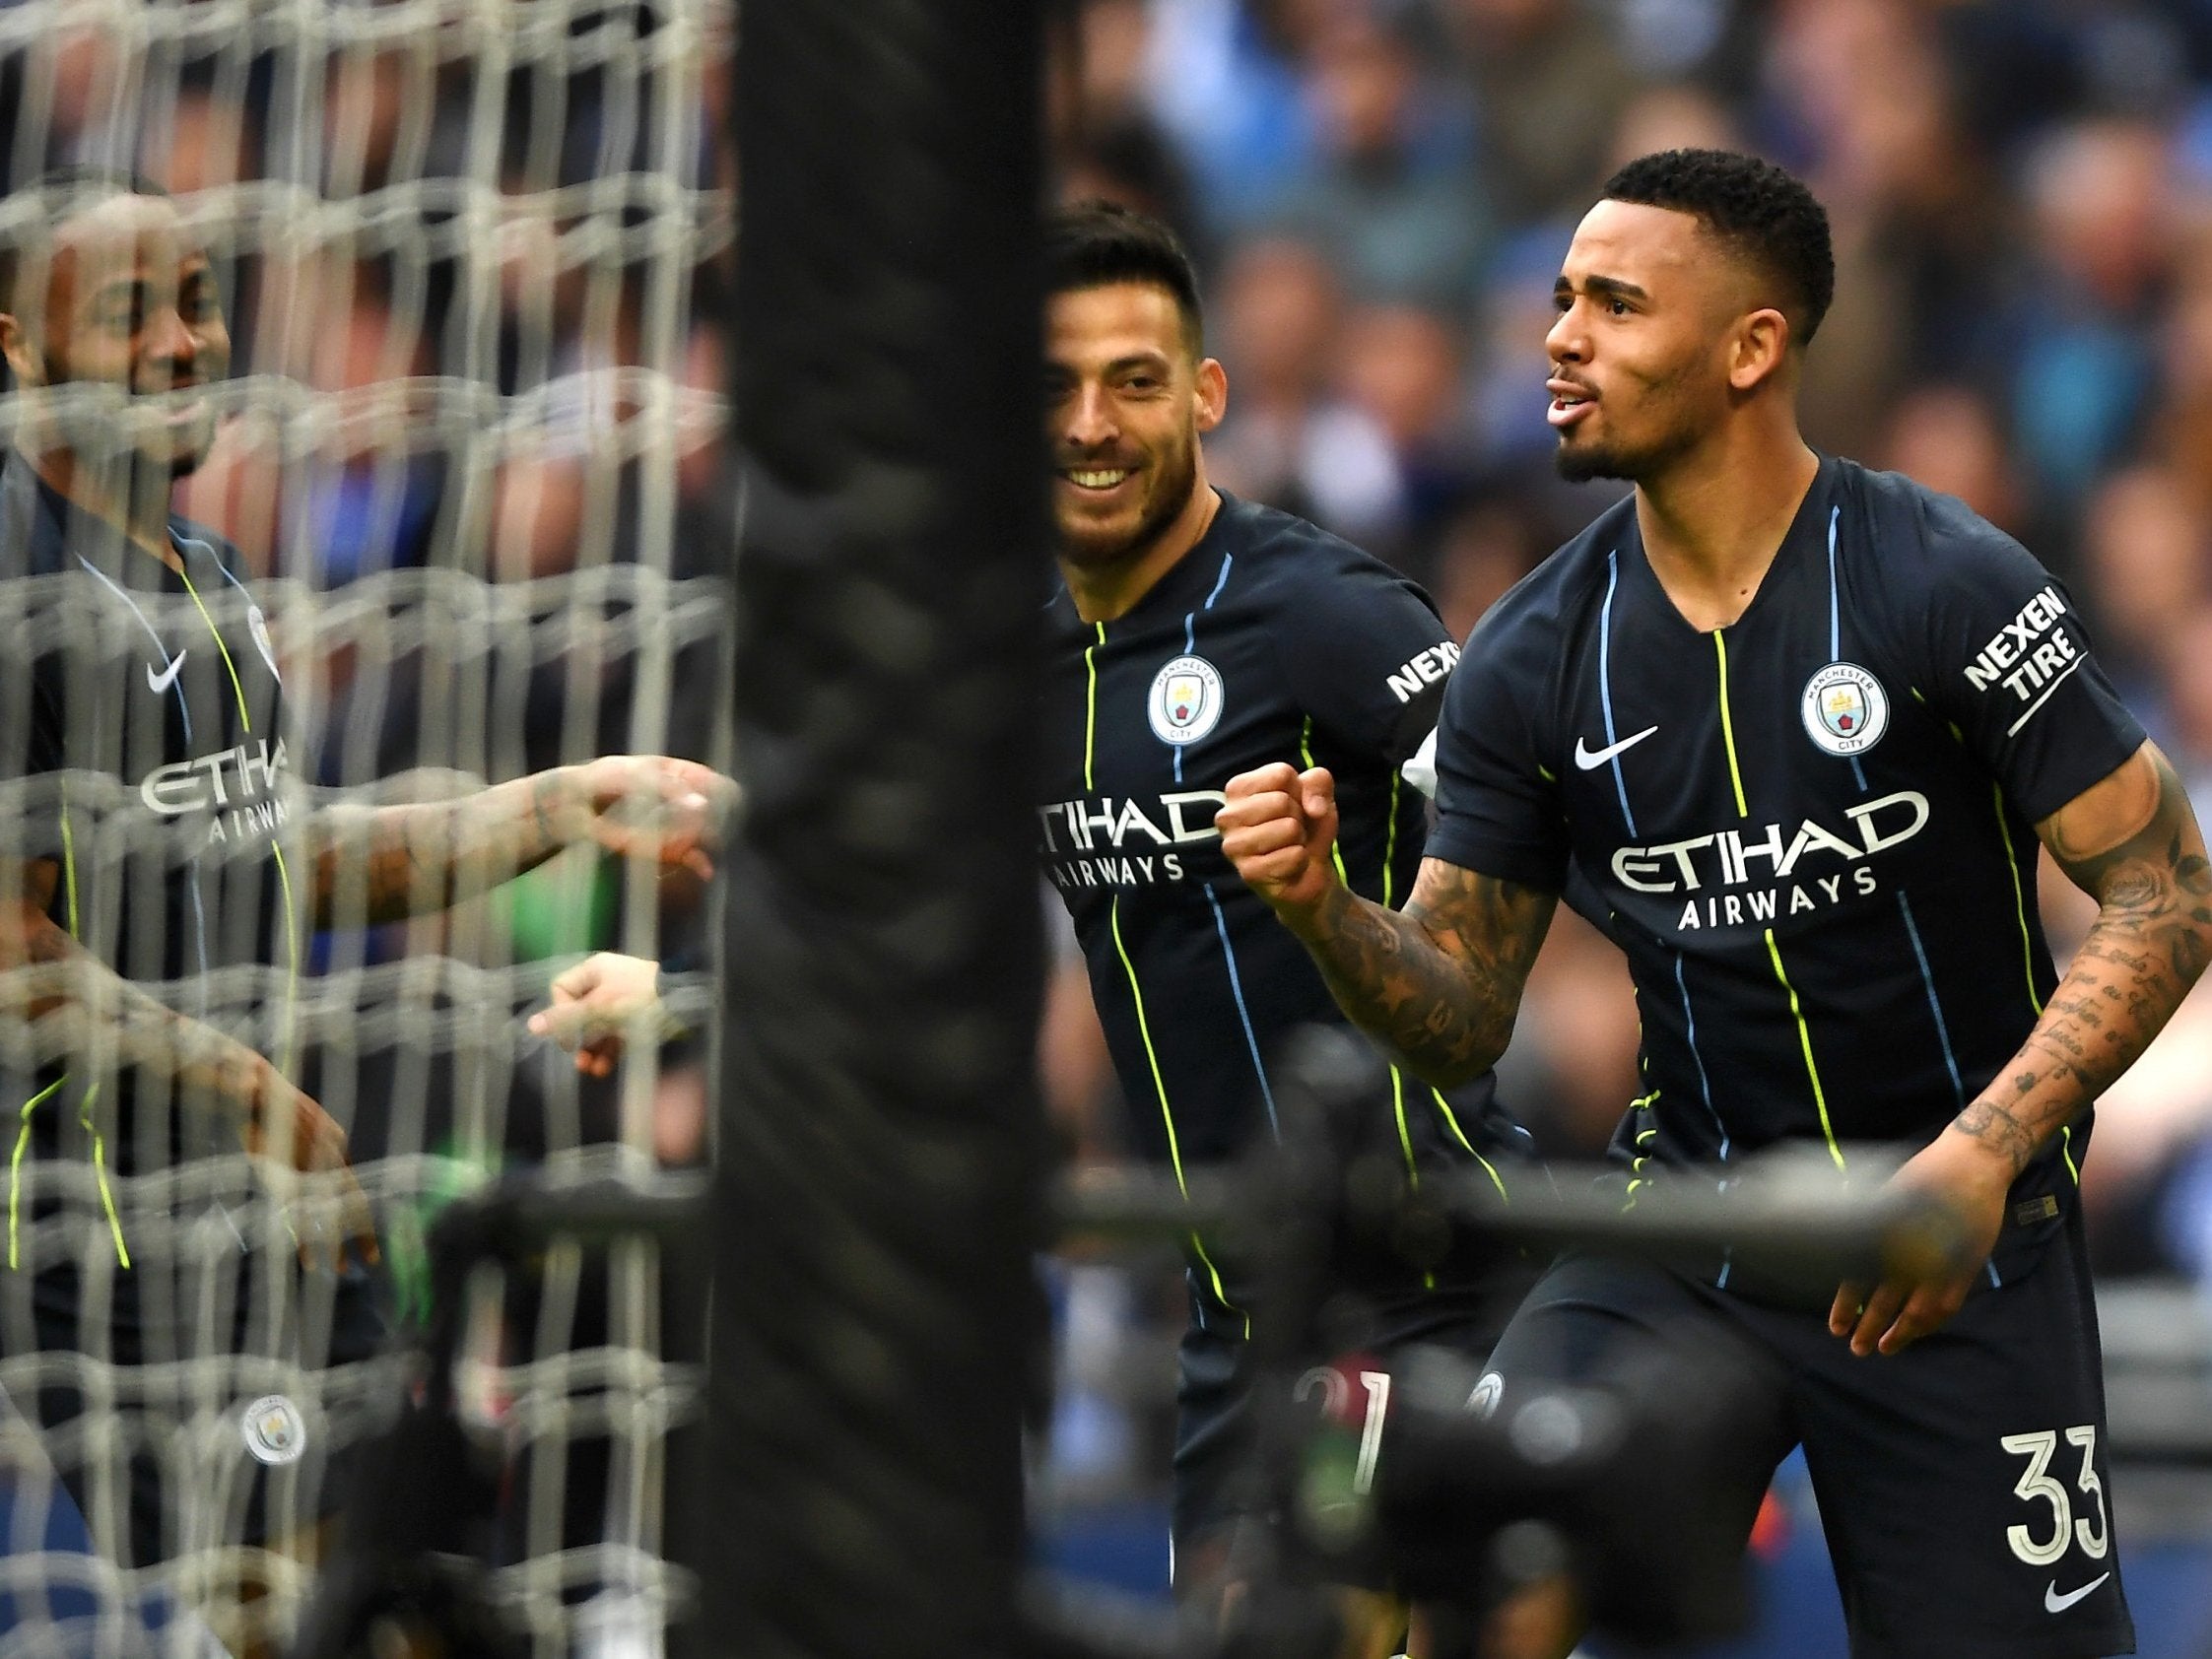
top-left (1625, 453), bottom-right (1839, 636)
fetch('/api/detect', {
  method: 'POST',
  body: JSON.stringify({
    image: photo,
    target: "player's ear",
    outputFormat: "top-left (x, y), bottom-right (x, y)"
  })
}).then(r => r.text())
top-left (1727, 306), bottom-right (1791, 393)
top-left (0, 311), bottom-right (38, 388)
top-left (1194, 356), bottom-right (1227, 432)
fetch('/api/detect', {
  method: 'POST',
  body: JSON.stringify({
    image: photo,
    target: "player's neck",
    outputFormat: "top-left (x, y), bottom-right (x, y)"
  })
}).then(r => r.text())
top-left (1633, 427), bottom-right (1819, 633)
top-left (21, 444), bottom-right (185, 572)
top-left (1060, 482), bottom-right (1223, 625)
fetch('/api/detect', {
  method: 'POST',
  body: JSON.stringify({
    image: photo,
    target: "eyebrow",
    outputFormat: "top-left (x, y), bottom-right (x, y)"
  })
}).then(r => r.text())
top-left (1045, 350), bottom-right (1176, 376)
top-left (1554, 273), bottom-right (1651, 304)
top-left (85, 263), bottom-right (212, 308)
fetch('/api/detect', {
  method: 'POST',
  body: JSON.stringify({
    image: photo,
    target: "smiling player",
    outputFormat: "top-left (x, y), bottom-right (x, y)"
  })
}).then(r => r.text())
top-left (0, 166), bottom-right (730, 1650)
top-left (1038, 202), bottom-right (1535, 1656)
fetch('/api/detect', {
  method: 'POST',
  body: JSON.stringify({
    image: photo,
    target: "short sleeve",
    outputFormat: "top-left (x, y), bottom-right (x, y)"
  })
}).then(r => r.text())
top-left (1425, 609), bottom-right (1570, 890)
top-left (1274, 560), bottom-right (1460, 767)
top-left (1918, 506), bottom-right (2145, 825)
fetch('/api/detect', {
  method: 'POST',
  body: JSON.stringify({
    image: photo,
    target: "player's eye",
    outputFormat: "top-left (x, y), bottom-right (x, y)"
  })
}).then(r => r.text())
top-left (1608, 298), bottom-right (1633, 317)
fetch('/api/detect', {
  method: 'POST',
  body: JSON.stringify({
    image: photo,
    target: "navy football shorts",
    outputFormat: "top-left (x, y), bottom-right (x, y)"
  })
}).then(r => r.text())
top-left (1476, 1204), bottom-right (2133, 1659)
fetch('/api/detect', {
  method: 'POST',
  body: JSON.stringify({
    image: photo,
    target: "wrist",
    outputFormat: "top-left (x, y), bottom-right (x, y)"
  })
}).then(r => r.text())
top-left (1944, 1100), bottom-right (2041, 1184)
top-left (531, 766), bottom-right (591, 849)
top-left (1275, 876), bottom-right (1344, 943)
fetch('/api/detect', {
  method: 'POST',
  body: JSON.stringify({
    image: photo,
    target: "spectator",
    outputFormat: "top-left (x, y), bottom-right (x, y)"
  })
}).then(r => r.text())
top-left (1877, 383), bottom-right (2029, 540)
top-left (2010, 117), bottom-right (2173, 508)
top-left (2077, 463), bottom-right (2210, 733)
top-left (1334, 299), bottom-right (1478, 559)
top-left (1441, 0), bottom-right (1642, 230)
top-left (1203, 234), bottom-right (1405, 542)
top-left (1270, 10), bottom-right (1490, 307)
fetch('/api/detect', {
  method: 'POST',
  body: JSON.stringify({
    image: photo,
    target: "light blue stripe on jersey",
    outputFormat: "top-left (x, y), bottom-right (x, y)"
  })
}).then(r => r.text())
top-left (1173, 551), bottom-right (1237, 785)
top-left (1204, 881), bottom-right (1280, 1141)
top-left (73, 554), bottom-right (210, 982)
top-left (1182, 551), bottom-right (1275, 1136)
top-left (1599, 550), bottom-right (1638, 835)
top-left (73, 557), bottom-right (190, 744)
top-left (1824, 506), bottom-right (1869, 794)
top-left (1896, 890), bottom-right (1965, 1110)
top-left (1675, 951), bottom-right (1728, 1159)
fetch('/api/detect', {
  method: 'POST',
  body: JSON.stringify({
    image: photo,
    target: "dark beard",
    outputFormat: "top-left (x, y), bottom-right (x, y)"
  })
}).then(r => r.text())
top-left (1057, 434), bottom-right (1199, 569)
top-left (1554, 440), bottom-right (1631, 484)
top-left (1553, 418), bottom-right (1698, 486)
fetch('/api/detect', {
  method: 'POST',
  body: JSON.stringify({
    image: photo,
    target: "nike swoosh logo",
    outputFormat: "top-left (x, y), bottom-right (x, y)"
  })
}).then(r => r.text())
top-left (2044, 1572), bottom-right (2111, 1614)
top-left (1574, 725), bottom-right (1658, 769)
top-left (146, 651), bottom-right (186, 695)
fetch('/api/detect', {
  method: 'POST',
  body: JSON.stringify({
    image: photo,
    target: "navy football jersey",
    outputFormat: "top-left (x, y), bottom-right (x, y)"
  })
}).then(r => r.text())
top-left (1040, 494), bottom-right (1519, 1308)
top-left (1431, 456), bottom-right (2144, 1272)
top-left (0, 451), bottom-right (303, 1263)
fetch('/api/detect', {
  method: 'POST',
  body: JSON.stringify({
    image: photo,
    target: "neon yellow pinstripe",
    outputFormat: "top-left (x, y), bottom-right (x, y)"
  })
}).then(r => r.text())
top-left (1083, 623), bottom-right (1105, 789)
top-left (1990, 781), bottom-right (2044, 1017)
top-left (1713, 632), bottom-right (1748, 819)
top-left (1765, 928), bottom-right (1844, 1170)
top-left (1431, 1089), bottom-right (1508, 1201)
top-left (1109, 895), bottom-right (1242, 1326)
top-left (8, 1077), bottom-right (66, 1271)
top-left (1300, 716), bottom-right (1351, 886)
top-left (178, 569), bottom-right (251, 735)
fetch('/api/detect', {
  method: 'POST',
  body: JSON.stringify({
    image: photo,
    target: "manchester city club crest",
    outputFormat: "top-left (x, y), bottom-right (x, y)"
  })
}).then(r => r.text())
top-left (1800, 661), bottom-right (1890, 758)
top-left (240, 1393), bottom-right (307, 1466)
top-left (1147, 654), bottom-right (1225, 746)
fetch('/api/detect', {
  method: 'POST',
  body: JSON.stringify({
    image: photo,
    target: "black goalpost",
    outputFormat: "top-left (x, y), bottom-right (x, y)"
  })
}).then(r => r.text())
top-left (704, 3), bottom-right (1047, 1654)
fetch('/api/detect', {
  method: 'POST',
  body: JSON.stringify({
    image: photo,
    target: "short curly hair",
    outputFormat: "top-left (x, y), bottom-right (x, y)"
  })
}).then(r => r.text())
top-left (1601, 149), bottom-right (1835, 346)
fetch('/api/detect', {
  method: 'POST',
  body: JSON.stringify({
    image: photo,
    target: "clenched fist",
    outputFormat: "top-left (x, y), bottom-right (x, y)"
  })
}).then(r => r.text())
top-left (1216, 763), bottom-right (1341, 923)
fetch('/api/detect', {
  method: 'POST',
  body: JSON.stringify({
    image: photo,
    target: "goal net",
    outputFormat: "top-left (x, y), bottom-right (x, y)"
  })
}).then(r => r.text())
top-left (0, 1), bottom-right (733, 1654)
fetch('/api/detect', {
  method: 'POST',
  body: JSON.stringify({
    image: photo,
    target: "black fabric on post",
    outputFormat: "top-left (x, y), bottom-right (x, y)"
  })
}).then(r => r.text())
top-left (703, 4), bottom-right (1045, 1656)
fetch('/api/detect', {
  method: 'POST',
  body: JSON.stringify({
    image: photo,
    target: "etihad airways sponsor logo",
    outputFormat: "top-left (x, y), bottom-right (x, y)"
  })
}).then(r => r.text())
top-left (140, 736), bottom-right (292, 847)
top-left (1038, 789), bottom-right (1225, 890)
top-left (1608, 789), bottom-right (1930, 931)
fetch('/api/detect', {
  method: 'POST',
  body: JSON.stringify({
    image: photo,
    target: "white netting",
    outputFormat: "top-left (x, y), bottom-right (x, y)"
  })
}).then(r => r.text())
top-left (0, 1), bottom-right (733, 1653)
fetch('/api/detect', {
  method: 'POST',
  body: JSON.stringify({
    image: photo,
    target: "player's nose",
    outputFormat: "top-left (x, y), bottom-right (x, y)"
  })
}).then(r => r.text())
top-left (1062, 382), bottom-right (1118, 449)
top-left (140, 304), bottom-right (198, 380)
top-left (1545, 300), bottom-right (1586, 363)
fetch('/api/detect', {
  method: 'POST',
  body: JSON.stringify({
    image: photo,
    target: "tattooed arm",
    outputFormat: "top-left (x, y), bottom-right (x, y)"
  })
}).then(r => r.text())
top-left (0, 859), bottom-right (372, 1260)
top-left (1217, 762), bottom-right (1558, 1087)
top-left (1833, 739), bottom-right (2212, 1357)
top-left (1963, 740), bottom-right (2212, 1169)
top-left (303, 755), bottom-right (735, 930)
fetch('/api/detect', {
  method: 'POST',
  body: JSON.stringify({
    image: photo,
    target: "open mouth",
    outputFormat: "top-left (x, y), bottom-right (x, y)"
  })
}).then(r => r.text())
top-left (1547, 382), bottom-right (1596, 430)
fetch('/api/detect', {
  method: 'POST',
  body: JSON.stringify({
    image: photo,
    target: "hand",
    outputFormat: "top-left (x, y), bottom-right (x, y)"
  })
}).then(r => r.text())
top-left (1216, 763), bottom-right (1341, 923)
top-left (238, 1063), bottom-right (379, 1272)
top-left (572, 756), bottom-right (739, 882)
top-left (528, 952), bottom-right (668, 1077)
top-left (1828, 1129), bottom-right (2010, 1357)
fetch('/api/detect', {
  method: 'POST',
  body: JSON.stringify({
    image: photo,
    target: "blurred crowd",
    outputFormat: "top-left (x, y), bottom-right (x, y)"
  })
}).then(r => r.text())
top-left (1038, 0), bottom-right (2212, 1321)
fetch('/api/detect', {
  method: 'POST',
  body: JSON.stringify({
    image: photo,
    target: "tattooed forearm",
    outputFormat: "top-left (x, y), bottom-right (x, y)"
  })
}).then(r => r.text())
top-left (1953, 744), bottom-right (2212, 1175)
top-left (305, 768), bottom-right (586, 927)
top-left (0, 902), bottom-right (273, 1121)
top-left (1289, 861), bottom-right (1557, 1088)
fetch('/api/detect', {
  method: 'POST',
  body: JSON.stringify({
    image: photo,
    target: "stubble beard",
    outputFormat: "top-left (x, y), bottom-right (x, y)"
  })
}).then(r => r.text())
top-left (1057, 430), bottom-right (1199, 572)
top-left (1551, 365), bottom-right (1708, 486)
